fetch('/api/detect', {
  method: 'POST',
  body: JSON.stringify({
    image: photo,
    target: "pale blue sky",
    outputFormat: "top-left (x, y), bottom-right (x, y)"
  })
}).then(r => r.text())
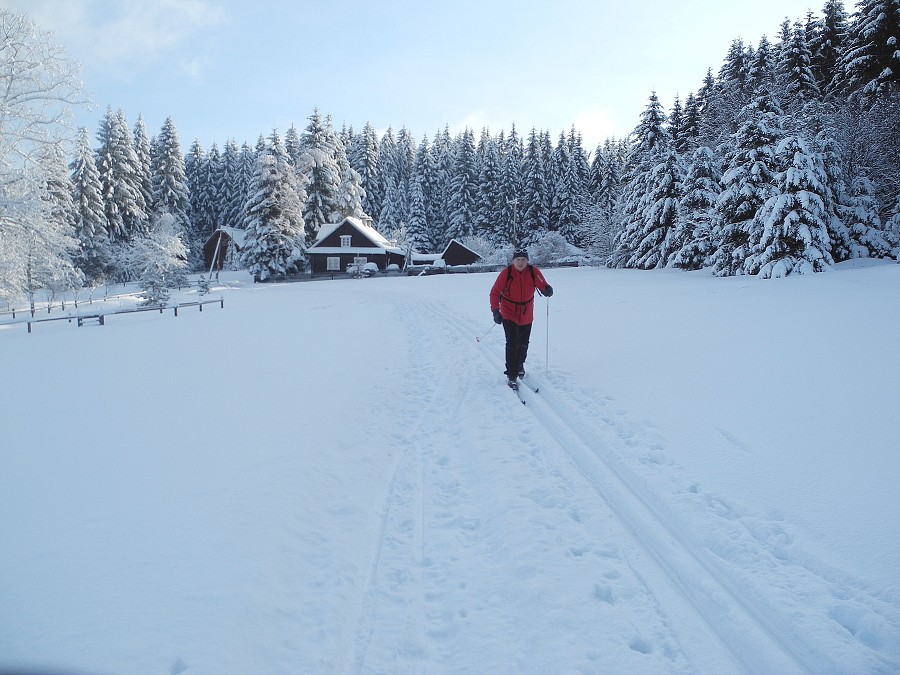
top-left (5, 0), bottom-right (821, 152)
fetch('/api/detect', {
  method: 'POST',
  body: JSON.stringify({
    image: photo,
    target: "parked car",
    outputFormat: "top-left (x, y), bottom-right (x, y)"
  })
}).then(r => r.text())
top-left (347, 261), bottom-right (380, 277)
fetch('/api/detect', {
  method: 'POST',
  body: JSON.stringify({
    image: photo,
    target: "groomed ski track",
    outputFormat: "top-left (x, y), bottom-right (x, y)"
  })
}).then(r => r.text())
top-left (340, 294), bottom-right (812, 674)
top-left (436, 299), bottom-right (810, 675)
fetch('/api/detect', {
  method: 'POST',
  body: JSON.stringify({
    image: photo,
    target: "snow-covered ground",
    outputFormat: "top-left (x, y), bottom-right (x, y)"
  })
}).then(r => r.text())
top-left (1, 262), bottom-right (898, 674)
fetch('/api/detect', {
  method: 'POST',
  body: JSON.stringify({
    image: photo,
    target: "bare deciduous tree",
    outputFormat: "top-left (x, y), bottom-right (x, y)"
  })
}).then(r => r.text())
top-left (0, 9), bottom-right (87, 302)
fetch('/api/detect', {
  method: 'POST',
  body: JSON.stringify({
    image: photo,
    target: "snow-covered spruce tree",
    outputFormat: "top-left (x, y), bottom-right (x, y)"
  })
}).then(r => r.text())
top-left (810, 0), bottom-right (850, 97)
top-left (747, 35), bottom-right (777, 97)
top-left (428, 125), bottom-right (454, 245)
top-left (94, 107), bottom-right (148, 246)
top-left (406, 167), bottom-right (429, 255)
top-left (446, 128), bottom-right (477, 241)
top-left (218, 139), bottom-right (243, 229)
top-left (842, 176), bottom-right (894, 258)
top-left (693, 68), bottom-right (720, 149)
top-left (349, 122), bottom-right (382, 226)
top-left (568, 127), bottom-right (593, 194)
top-left (235, 142), bottom-right (257, 228)
top-left (473, 129), bottom-right (503, 244)
top-left (183, 141), bottom-right (217, 271)
top-left (241, 131), bottom-right (307, 280)
top-left (284, 125), bottom-right (301, 166)
top-left (668, 95), bottom-right (685, 153)
top-left (132, 115), bottom-right (154, 217)
top-left (150, 117), bottom-right (191, 247)
top-left (69, 127), bottom-right (110, 282)
top-left (334, 148), bottom-right (367, 221)
top-left (699, 40), bottom-right (751, 148)
top-left (553, 128), bottom-right (592, 247)
top-left (711, 88), bottom-right (786, 276)
top-left (886, 201), bottom-right (900, 258)
top-left (377, 127), bottom-right (408, 237)
top-left (555, 147), bottom-right (587, 247)
top-left (743, 134), bottom-right (834, 277)
top-left (184, 139), bottom-right (210, 254)
top-left (804, 109), bottom-right (854, 263)
top-left (298, 109), bottom-right (342, 239)
top-left (203, 142), bottom-right (224, 240)
top-left (547, 131), bottom-right (570, 233)
top-left (379, 175), bottom-right (403, 242)
top-left (776, 21), bottom-right (821, 112)
top-left (611, 91), bottom-right (670, 268)
top-left (830, 0), bottom-right (900, 104)
top-left (589, 138), bottom-right (624, 238)
top-left (520, 128), bottom-right (550, 246)
top-left (671, 146), bottom-right (722, 270)
top-left (407, 135), bottom-right (439, 252)
top-left (624, 148), bottom-right (685, 269)
top-left (680, 93), bottom-right (703, 152)
top-left (575, 200), bottom-right (617, 260)
top-left (497, 126), bottom-right (524, 247)
top-left (539, 130), bottom-right (559, 234)
top-left (395, 126), bottom-right (417, 220)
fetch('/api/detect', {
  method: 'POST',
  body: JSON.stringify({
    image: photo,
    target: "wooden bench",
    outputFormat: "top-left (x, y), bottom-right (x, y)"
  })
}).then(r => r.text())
top-left (77, 314), bottom-right (105, 327)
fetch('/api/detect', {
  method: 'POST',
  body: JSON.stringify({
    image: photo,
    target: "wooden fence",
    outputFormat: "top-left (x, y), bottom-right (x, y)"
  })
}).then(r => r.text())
top-left (9, 298), bottom-right (224, 334)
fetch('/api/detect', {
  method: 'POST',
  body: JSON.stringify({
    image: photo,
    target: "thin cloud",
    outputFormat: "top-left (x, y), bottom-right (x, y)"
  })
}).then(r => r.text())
top-left (4, 0), bottom-right (226, 78)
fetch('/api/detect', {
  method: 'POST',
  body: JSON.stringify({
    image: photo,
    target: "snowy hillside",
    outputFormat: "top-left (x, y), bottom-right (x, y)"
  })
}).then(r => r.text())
top-left (1, 263), bottom-right (898, 674)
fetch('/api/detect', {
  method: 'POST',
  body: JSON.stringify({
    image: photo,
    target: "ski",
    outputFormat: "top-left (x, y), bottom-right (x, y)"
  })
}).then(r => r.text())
top-left (507, 380), bottom-right (526, 404)
top-left (519, 376), bottom-right (539, 394)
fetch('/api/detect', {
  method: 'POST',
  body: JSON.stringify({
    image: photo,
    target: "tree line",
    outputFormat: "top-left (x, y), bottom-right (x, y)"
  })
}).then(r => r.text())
top-left (1, 1), bottom-right (898, 305)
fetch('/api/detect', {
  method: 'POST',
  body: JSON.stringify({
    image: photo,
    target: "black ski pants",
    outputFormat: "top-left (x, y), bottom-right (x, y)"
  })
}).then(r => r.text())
top-left (502, 319), bottom-right (532, 379)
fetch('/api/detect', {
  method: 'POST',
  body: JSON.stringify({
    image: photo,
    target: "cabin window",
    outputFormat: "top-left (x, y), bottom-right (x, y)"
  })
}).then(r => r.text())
top-left (340, 235), bottom-right (352, 247)
top-left (326, 257), bottom-right (341, 271)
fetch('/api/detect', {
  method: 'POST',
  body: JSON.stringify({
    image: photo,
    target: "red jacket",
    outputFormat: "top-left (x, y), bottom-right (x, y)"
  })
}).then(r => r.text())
top-left (490, 264), bottom-right (549, 326)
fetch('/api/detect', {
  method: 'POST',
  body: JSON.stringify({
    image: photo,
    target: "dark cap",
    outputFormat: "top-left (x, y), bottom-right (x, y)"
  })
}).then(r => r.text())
top-left (512, 249), bottom-right (529, 260)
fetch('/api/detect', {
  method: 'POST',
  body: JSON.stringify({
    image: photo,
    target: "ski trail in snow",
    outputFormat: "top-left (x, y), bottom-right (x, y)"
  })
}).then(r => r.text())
top-left (349, 295), bottom-right (710, 672)
top-left (518, 358), bottom-right (900, 673)
top-left (412, 299), bottom-right (738, 673)
top-left (435, 299), bottom-right (811, 675)
top-left (338, 433), bottom-right (412, 673)
top-left (343, 297), bottom-right (481, 672)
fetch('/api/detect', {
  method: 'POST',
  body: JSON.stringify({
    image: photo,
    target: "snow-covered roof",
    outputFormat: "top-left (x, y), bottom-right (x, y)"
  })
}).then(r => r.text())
top-left (440, 238), bottom-right (481, 258)
top-left (311, 247), bottom-right (402, 255)
top-left (310, 216), bottom-right (403, 254)
top-left (206, 227), bottom-right (247, 248)
top-left (219, 227), bottom-right (247, 248)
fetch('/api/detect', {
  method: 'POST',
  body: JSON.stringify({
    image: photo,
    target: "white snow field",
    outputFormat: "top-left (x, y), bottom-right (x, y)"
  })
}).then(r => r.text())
top-left (1, 262), bottom-right (898, 674)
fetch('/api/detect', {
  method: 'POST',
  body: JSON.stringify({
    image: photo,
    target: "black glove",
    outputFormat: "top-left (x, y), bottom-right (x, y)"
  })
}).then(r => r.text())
top-left (492, 309), bottom-right (502, 324)
top-left (543, 284), bottom-right (554, 297)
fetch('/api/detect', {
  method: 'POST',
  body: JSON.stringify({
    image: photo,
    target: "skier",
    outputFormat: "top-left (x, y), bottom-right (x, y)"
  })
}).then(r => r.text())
top-left (489, 249), bottom-right (553, 388)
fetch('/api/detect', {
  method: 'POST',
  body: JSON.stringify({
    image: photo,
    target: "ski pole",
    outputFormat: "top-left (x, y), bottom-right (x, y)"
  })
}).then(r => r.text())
top-left (545, 298), bottom-right (550, 372)
top-left (475, 321), bottom-right (497, 342)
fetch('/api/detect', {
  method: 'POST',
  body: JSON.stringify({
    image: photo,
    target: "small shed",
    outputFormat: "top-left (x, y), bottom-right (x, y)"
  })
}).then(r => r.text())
top-left (204, 227), bottom-right (246, 271)
top-left (440, 239), bottom-right (482, 266)
top-left (307, 216), bottom-right (405, 274)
